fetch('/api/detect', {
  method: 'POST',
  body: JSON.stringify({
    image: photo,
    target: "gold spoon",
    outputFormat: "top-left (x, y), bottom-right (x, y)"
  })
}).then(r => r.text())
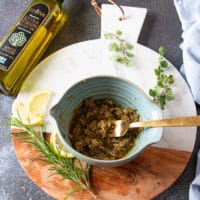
top-left (108, 115), bottom-right (200, 137)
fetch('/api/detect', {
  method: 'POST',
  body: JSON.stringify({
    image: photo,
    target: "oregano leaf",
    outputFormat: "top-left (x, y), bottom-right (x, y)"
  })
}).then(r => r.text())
top-left (126, 43), bottom-right (134, 50)
top-left (160, 60), bottom-right (168, 68)
top-left (109, 42), bottom-right (120, 51)
top-left (104, 30), bottom-right (134, 67)
top-left (116, 30), bottom-right (123, 36)
top-left (158, 46), bottom-right (165, 56)
top-left (125, 51), bottom-right (134, 57)
top-left (149, 89), bottom-right (156, 97)
top-left (149, 46), bottom-right (175, 109)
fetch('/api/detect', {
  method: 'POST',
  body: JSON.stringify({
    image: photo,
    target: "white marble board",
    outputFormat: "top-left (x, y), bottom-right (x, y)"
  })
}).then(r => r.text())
top-left (12, 5), bottom-right (196, 152)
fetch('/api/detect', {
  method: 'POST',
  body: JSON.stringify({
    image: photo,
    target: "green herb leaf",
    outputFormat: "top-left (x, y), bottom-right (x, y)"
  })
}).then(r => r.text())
top-left (125, 59), bottom-right (132, 67)
top-left (154, 68), bottom-right (161, 76)
top-left (126, 43), bottom-right (134, 50)
top-left (104, 33), bottom-right (113, 39)
top-left (115, 56), bottom-right (124, 63)
top-left (104, 30), bottom-right (134, 67)
top-left (149, 89), bottom-right (156, 97)
top-left (159, 96), bottom-right (166, 110)
top-left (149, 46), bottom-right (175, 110)
top-left (116, 30), bottom-right (123, 36)
top-left (125, 51), bottom-right (134, 57)
top-left (109, 42), bottom-right (121, 51)
top-left (168, 75), bottom-right (175, 84)
top-left (158, 46), bottom-right (165, 56)
top-left (157, 81), bottom-right (164, 88)
top-left (160, 60), bottom-right (168, 68)
top-left (166, 87), bottom-right (174, 100)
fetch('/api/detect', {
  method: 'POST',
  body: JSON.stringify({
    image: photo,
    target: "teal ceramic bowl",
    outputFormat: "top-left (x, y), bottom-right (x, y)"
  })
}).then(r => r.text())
top-left (50, 76), bottom-right (163, 167)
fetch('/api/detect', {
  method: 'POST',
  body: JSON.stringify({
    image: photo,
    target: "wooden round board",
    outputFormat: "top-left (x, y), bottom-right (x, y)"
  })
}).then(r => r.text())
top-left (12, 133), bottom-right (191, 200)
top-left (11, 39), bottom-right (196, 199)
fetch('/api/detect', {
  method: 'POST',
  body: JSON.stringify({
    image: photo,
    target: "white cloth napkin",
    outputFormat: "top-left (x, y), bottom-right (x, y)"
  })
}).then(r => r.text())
top-left (174, 0), bottom-right (200, 105)
top-left (174, 1), bottom-right (200, 198)
top-left (189, 150), bottom-right (200, 200)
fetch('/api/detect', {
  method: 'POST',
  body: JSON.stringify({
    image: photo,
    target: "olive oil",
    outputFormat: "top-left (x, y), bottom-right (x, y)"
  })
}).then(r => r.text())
top-left (0, 0), bottom-right (67, 95)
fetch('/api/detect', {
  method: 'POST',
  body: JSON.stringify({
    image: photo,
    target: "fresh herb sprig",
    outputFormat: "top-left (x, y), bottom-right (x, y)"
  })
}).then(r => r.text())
top-left (104, 30), bottom-right (134, 67)
top-left (149, 46), bottom-right (175, 109)
top-left (11, 117), bottom-right (95, 199)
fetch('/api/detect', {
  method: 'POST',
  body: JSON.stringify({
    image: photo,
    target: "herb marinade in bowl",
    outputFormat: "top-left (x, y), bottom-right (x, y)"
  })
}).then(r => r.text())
top-left (68, 97), bottom-right (142, 160)
top-left (50, 76), bottom-right (163, 167)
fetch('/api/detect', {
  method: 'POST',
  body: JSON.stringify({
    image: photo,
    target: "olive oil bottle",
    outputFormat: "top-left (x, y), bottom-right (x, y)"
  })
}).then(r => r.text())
top-left (0, 0), bottom-right (67, 95)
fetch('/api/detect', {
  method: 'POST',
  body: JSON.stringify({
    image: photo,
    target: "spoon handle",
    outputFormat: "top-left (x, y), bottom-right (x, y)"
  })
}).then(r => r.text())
top-left (129, 115), bottom-right (200, 128)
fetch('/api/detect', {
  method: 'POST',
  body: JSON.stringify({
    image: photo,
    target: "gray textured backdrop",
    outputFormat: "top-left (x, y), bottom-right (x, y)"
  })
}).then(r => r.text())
top-left (0, 0), bottom-right (200, 200)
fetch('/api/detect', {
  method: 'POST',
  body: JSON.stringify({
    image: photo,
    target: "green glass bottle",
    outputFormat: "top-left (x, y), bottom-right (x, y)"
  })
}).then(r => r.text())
top-left (0, 0), bottom-right (67, 95)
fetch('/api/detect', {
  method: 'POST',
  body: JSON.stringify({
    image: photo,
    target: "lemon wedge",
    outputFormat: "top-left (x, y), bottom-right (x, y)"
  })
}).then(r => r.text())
top-left (50, 130), bottom-right (75, 159)
top-left (12, 90), bottom-right (52, 126)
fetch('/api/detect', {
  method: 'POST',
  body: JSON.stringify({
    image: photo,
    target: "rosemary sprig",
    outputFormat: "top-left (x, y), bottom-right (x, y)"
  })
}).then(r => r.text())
top-left (149, 46), bottom-right (175, 110)
top-left (11, 117), bottom-right (95, 199)
top-left (104, 30), bottom-right (134, 67)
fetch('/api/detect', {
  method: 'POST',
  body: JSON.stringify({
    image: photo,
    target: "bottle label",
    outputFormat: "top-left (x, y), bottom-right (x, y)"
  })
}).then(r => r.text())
top-left (0, 3), bottom-right (50, 71)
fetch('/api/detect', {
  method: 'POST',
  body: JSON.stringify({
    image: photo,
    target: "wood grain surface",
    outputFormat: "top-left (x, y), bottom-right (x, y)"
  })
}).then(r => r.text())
top-left (12, 130), bottom-right (191, 200)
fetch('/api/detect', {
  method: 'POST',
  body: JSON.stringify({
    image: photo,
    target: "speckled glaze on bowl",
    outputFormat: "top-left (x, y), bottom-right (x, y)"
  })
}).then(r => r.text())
top-left (50, 76), bottom-right (163, 167)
